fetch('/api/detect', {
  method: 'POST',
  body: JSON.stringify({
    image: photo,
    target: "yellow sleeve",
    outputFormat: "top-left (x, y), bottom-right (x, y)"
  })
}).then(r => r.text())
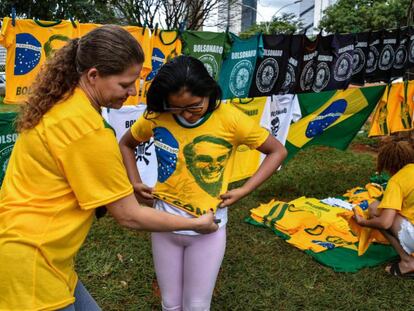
top-left (231, 107), bottom-right (269, 149)
top-left (378, 179), bottom-right (403, 211)
top-left (0, 17), bottom-right (13, 48)
top-left (57, 128), bottom-right (133, 210)
top-left (130, 115), bottom-right (154, 142)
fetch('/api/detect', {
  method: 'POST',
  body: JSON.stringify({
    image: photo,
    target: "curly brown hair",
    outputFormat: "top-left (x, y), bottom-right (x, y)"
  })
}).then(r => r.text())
top-left (377, 138), bottom-right (414, 175)
top-left (16, 25), bottom-right (144, 132)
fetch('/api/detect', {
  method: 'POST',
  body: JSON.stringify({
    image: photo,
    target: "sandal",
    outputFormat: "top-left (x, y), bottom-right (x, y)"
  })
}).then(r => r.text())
top-left (387, 262), bottom-right (414, 279)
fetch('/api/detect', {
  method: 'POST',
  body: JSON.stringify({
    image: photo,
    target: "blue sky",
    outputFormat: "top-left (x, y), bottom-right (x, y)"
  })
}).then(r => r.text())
top-left (257, 0), bottom-right (302, 22)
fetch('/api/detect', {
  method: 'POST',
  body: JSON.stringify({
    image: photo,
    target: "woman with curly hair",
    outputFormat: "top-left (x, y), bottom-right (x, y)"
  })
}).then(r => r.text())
top-left (354, 138), bottom-right (414, 278)
top-left (0, 25), bottom-right (217, 311)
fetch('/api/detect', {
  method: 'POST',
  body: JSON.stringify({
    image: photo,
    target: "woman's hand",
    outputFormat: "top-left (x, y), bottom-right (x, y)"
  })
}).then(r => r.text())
top-left (133, 183), bottom-right (154, 206)
top-left (219, 187), bottom-right (248, 208)
top-left (353, 208), bottom-right (366, 226)
top-left (194, 211), bottom-right (219, 234)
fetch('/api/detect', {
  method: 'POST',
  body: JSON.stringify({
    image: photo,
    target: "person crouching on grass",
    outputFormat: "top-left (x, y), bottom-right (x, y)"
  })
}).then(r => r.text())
top-left (353, 139), bottom-right (414, 278)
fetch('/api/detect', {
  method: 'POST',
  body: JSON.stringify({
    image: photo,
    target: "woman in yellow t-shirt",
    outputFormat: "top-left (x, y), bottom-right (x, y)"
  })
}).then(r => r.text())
top-left (0, 25), bottom-right (217, 311)
top-left (354, 139), bottom-right (414, 279)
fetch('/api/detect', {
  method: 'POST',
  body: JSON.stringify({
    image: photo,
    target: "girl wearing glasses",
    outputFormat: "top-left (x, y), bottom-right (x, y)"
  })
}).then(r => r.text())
top-left (120, 55), bottom-right (287, 310)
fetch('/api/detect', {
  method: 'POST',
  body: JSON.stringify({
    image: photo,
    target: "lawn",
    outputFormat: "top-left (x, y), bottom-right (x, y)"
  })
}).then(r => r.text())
top-left (76, 139), bottom-right (414, 310)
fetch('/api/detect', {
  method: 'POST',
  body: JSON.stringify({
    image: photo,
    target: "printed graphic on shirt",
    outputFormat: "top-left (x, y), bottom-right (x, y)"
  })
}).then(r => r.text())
top-left (300, 60), bottom-right (315, 92)
top-left (334, 53), bottom-right (353, 81)
top-left (281, 62), bottom-right (297, 93)
top-left (352, 48), bottom-right (366, 75)
top-left (394, 44), bottom-right (408, 70)
top-left (146, 48), bottom-right (165, 82)
top-left (379, 44), bottom-right (395, 71)
top-left (199, 54), bottom-right (219, 78)
top-left (43, 34), bottom-right (70, 58)
top-left (183, 135), bottom-right (233, 197)
top-left (256, 58), bottom-right (279, 93)
top-left (136, 140), bottom-right (154, 166)
top-left (153, 127), bottom-right (179, 182)
top-left (230, 60), bottom-right (254, 97)
top-left (313, 62), bottom-right (330, 92)
top-left (366, 44), bottom-right (379, 74)
top-left (14, 33), bottom-right (42, 75)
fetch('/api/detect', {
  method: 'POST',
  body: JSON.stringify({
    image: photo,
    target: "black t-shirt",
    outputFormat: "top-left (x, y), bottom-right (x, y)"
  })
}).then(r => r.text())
top-left (391, 27), bottom-right (409, 80)
top-left (312, 33), bottom-right (354, 92)
top-left (278, 34), bottom-right (303, 94)
top-left (295, 34), bottom-right (319, 94)
top-left (351, 31), bottom-right (370, 85)
top-left (249, 34), bottom-right (290, 97)
top-left (365, 31), bottom-right (383, 82)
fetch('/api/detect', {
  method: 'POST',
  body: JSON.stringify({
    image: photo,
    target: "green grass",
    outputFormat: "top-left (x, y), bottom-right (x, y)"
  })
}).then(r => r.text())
top-left (76, 145), bottom-right (414, 310)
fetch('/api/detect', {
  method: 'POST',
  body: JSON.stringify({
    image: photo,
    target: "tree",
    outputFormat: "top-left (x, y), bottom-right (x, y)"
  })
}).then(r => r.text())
top-left (319, 0), bottom-right (412, 33)
top-left (239, 13), bottom-right (302, 38)
top-left (0, 0), bottom-right (117, 23)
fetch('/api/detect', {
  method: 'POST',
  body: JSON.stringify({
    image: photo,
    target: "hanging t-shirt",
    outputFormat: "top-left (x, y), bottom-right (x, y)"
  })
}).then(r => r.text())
top-left (219, 33), bottom-right (263, 100)
top-left (278, 34), bottom-right (303, 94)
top-left (407, 26), bottom-right (414, 70)
top-left (269, 94), bottom-right (301, 145)
top-left (351, 32), bottom-right (370, 85)
top-left (391, 27), bottom-right (409, 80)
top-left (0, 17), bottom-right (77, 104)
top-left (375, 29), bottom-right (399, 83)
top-left (387, 81), bottom-right (414, 133)
top-left (248, 34), bottom-right (289, 97)
top-left (365, 31), bottom-right (383, 83)
top-left (106, 105), bottom-right (158, 187)
top-left (312, 33), bottom-right (354, 93)
top-left (122, 26), bottom-right (152, 105)
top-left (228, 97), bottom-right (270, 182)
top-left (141, 30), bottom-right (182, 105)
top-left (76, 22), bottom-right (101, 37)
top-left (295, 34), bottom-right (319, 94)
top-left (130, 104), bottom-right (269, 216)
top-left (181, 30), bottom-right (230, 80)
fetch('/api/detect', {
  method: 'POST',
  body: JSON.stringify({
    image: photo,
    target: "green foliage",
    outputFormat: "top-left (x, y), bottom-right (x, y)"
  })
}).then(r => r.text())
top-left (76, 145), bottom-right (414, 310)
top-left (319, 0), bottom-right (412, 33)
top-left (239, 13), bottom-right (302, 38)
top-left (0, 0), bottom-right (117, 23)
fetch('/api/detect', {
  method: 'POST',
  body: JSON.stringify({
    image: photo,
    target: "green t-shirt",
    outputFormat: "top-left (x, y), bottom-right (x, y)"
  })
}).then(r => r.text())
top-left (219, 33), bottom-right (263, 99)
top-left (181, 31), bottom-right (231, 80)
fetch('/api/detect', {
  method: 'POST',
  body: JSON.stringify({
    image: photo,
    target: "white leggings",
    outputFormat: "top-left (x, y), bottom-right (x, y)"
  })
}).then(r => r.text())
top-left (151, 226), bottom-right (226, 311)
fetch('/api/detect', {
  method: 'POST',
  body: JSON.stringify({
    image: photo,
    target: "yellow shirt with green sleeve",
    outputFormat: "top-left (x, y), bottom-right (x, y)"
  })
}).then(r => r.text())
top-left (378, 163), bottom-right (414, 223)
top-left (0, 87), bottom-right (133, 310)
top-left (130, 103), bottom-right (269, 217)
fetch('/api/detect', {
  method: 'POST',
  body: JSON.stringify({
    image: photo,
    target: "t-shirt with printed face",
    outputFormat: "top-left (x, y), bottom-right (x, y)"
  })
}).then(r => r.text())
top-left (130, 104), bottom-right (269, 217)
top-left (351, 31), bottom-right (370, 85)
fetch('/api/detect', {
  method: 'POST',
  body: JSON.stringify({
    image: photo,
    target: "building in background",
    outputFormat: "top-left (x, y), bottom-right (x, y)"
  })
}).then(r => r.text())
top-left (218, 0), bottom-right (257, 34)
top-left (299, 0), bottom-right (337, 34)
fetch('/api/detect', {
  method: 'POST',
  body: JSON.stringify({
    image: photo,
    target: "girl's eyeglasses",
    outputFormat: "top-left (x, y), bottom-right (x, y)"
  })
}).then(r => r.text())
top-left (163, 101), bottom-right (206, 114)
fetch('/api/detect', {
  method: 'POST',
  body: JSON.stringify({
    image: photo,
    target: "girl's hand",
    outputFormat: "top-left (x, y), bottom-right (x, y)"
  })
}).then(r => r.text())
top-left (133, 183), bottom-right (154, 206)
top-left (194, 211), bottom-right (219, 234)
top-left (353, 208), bottom-right (365, 226)
top-left (219, 187), bottom-right (248, 208)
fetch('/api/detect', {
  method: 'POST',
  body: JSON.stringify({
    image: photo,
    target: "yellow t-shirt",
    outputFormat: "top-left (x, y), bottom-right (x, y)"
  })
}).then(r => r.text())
top-left (141, 30), bottom-right (182, 104)
top-left (123, 26), bottom-right (152, 105)
top-left (228, 97), bottom-right (268, 182)
top-left (378, 163), bottom-right (414, 223)
top-left (0, 17), bottom-right (77, 104)
top-left (130, 104), bottom-right (269, 216)
top-left (0, 87), bottom-right (133, 310)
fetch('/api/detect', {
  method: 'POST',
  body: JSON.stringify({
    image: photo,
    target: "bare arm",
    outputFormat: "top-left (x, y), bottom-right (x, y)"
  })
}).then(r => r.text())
top-left (353, 207), bottom-right (397, 230)
top-left (219, 135), bottom-right (287, 207)
top-left (107, 193), bottom-right (218, 233)
top-left (119, 129), bottom-right (153, 202)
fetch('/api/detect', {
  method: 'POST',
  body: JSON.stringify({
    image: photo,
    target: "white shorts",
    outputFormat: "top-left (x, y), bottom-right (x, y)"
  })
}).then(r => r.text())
top-left (398, 217), bottom-right (414, 254)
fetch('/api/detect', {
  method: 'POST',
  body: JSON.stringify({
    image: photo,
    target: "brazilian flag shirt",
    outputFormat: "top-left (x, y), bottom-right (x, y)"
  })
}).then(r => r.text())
top-left (181, 30), bottom-right (230, 80)
top-left (0, 17), bottom-right (77, 104)
top-left (130, 104), bottom-right (269, 216)
top-left (141, 30), bottom-right (182, 104)
top-left (219, 33), bottom-right (263, 99)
